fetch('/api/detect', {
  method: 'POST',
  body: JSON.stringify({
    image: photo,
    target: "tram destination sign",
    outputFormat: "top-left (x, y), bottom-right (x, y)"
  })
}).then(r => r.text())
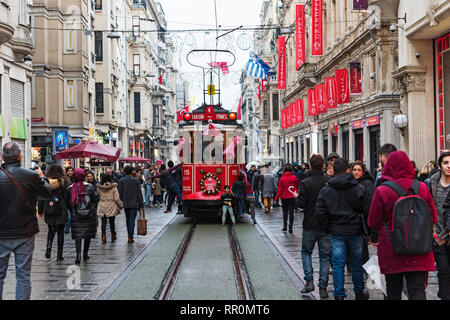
top-left (191, 113), bottom-right (230, 121)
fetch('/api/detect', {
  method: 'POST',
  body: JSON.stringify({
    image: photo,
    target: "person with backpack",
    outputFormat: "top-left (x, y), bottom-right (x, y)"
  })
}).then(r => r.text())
top-left (38, 165), bottom-right (69, 261)
top-left (368, 151), bottom-right (438, 300)
top-left (97, 173), bottom-right (123, 244)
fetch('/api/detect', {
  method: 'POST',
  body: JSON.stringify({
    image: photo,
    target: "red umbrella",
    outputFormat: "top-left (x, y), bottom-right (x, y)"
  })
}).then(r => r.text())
top-left (119, 156), bottom-right (151, 163)
top-left (55, 141), bottom-right (121, 162)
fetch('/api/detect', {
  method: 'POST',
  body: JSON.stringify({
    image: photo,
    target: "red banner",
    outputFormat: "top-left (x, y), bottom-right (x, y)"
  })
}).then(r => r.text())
top-left (324, 77), bottom-right (338, 109)
top-left (278, 36), bottom-right (286, 89)
top-left (290, 102), bottom-right (297, 125)
top-left (286, 103), bottom-right (292, 128)
top-left (237, 97), bottom-right (242, 120)
top-left (281, 108), bottom-right (286, 129)
top-left (335, 69), bottom-right (350, 104)
top-left (315, 84), bottom-right (327, 114)
top-left (350, 62), bottom-right (362, 95)
top-left (295, 4), bottom-right (306, 70)
top-left (308, 89), bottom-right (318, 116)
top-left (296, 99), bottom-right (304, 123)
top-left (311, 0), bottom-right (323, 56)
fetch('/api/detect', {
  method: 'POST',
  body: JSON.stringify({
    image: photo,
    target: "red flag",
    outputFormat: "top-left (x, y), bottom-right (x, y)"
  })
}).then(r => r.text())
top-left (278, 36), bottom-right (286, 89)
top-left (315, 84), bottom-right (327, 114)
top-left (308, 88), bottom-right (318, 116)
top-left (237, 97), bottom-right (241, 120)
top-left (291, 102), bottom-right (298, 125)
top-left (296, 99), bottom-right (304, 123)
top-left (257, 81), bottom-right (261, 100)
top-left (158, 71), bottom-right (165, 85)
top-left (296, 4), bottom-right (306, 70)
top-left (335, 69), bottom-right (350, 104)
top-left (350, 62), bottom-right (362, 95)
top-left (177, 106), bottom-right (189, 123)
top-left (208, 62), bottom-right (229, 74)
top-left (281, 108), bottom-right (286, 129)
top-left (311, 0), bottom-right (323, 56)
top-left (286, 104), bottom-right (292, 128)
top-left (324, 77), bottom-right (338, 109)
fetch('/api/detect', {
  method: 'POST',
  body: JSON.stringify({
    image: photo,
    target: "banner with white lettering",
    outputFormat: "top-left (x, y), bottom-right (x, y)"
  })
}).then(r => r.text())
top-left (278, 36), bottom-right (286, 89)
top-left (311, 0), bottom-right (323, 56)
top-left (308, 88), bottom-right (318, 116)
top-left (315, 83), bottom-right (327, 114)
top-left (296, 4), bottom-right (306, 69)
top-left (296, 99), bottom-right (304, 123)
top-left (286, 103), bottom-right (292, 128)
top-left (335, 68), bottom-right (350, 104)
top-left (324, 77), bottom-right (338, 109)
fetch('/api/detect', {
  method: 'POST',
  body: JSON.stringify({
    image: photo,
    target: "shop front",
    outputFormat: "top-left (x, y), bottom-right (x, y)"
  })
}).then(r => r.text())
top-left (436, 32), bottom-right (450, 151)
top-left (367, 115), bottom-right (381, 177)
top-left (352, 119), bottom-right (365, 162)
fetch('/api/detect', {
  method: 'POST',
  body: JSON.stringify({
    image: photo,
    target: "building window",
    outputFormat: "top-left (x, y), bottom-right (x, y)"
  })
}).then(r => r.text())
top-left (18, 0), bottom-right (28, 26)
top-left (133, 54), bottom-right (140, 76)
top-left (153, 105), bottom-right (159, 126)
top-left (95, 0), bottom-right (102, 10)
top-left (67, 27), bottom-right (75, 52)
top-left (263, 100), bottom-right (268, 120)
top-left (10, 80), bottom-right (24, 118)
top-left (95, 83), bottom-right (104, 113)
top-left (371, 54), bottom-right (376, 92)
top-left (272, 94), bottom-right (279, 120)
top-left (132, 16), bottom-right (140, 37)
top-left (67, 80), bottom-right (75, 108)
top-left (134, 92), bottom-right (141, 123)
top-left (95, 31), bottom-right (103, 61)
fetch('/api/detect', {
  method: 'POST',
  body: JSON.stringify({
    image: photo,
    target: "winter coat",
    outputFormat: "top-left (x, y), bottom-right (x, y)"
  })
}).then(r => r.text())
top-left (38, 177), bottom-right (68, 226)
top-left (274, 171), bottom-right (300, 202)
top-left (259, 174), bottom-right (277, 198)
top-left (247, 169), bottom-right (256, 188)
top-left (297, 169), bottom-right (328, 231)
top-left (368, 151), bottom-right (438, 275)
top-left (160, 170), bottom-right (176, 189)
top-left (245, 181), bottom-right (253, 196)
top-left (152, 178), bottom-right (165, 196)
top-left (232, 180), bottom-right (246, 199)
top-left (426, 171), bottom-right (449, 240)
top-left (118, 175), bottom-right (144, 209)
top-left (356, 173), bottom-right (377, 241)
top-left (252, 171), bottom-right (261, 190)
top-left (316, 172), bottom-right (370, 236)
top-left (293, 168), bottom-right (303, 183)
top-left (67, 182), bottom-right (98, 240)
top-left (97, 183), bottom-right (123, 218)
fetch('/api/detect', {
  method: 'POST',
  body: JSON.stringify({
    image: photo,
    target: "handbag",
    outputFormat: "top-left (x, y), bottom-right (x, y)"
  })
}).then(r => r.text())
top-left (137, 207), bottom-right (147, 236)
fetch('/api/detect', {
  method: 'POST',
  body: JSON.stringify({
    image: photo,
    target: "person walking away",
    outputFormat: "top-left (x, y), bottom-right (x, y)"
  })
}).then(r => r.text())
top-left (316, 158), bottom-right (371, 300)
top-left (259, 167), bottom-right (277, 214)
top-left (232, 173), bottom-right (246, 217)
top-left (252, 166), bottom-right (263, 208)
top-left (426, 151), bottom-right (450, 300)
top-left (0, 142), bottom-right (50, 300)
top-left (221, 185), bottom-right (236, 225)
top-left (64, 166), bottom-right (74, 233)
top-left (97, 173), bottom-right (123, 244)
top-left (38, 165), bottom-right (68, 261)
top-left (375, 143), bottom-right (397, 187)
top-left (245, 178), bottom-right (257, 224)
top-left (67, 168), bottom-right (99, 264)
top-left (160, 164), bottom-right (182, 213)
top-left (297, 154), bottom-right (330, 298)
top-left (368, 151), bottom-right (437, 300)
top-left (274, 165), bottom-right (299, 233)
top-left (143, 165), bottom-right (152, 207)
top-left (152, 177), bottom-right (165, 208)
top-left (168, 161), bottom-right (183, 214)
top-left (118, 166), bottom-right (144, 243)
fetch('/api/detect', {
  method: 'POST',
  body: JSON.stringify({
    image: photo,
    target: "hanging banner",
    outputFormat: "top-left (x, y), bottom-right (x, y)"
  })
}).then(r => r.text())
top-left (281, 108), bottom-right (286, 129)
top-left (286, 103), bottom-right (292, 128)
top-left (295, 4), bottom-right (306, 69)
top-left (315, 84), bottom-right (327, 114)
top-left (324, 77), bottom-right (338, 109)
top-left (353, 0), bottom-right (369, 10)
top-left (291, 102), bottom-right (297, 125)
top-left (308, 89), bottom-right (318, 116)
top-left (335, 68), bottom-right (350, 104)
top-left (296, 99), bottom-right (304, 123)
top-left (278, 36), bottom-right (286, 89)
top-left (350, 62), bottom-right (362, 95)
top-left (311, 0), bottom-right (323, 56)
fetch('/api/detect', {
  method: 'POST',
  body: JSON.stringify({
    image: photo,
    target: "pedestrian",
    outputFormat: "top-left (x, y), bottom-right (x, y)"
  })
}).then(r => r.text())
top-left (325, 152), bottom-right (340, 178)
top-left (221, 185), bottom-right (236, 226)
top-left (232, 173), bottom-right (246, 217)
top-left (0, 143), bottom-right (50, 300)
top-left (259, 166), bottom-right (277, 214)
top-left (106, 167), bottom-right (120, 184)
top-left (297, 154), bottom-right (330, 298)
top-left (316, 158), bottom-right (371, 300)
top-left (38, 164), bottom-right (69, 262)
top-left (368, 151), bottom-right (437, 300)
top-left (274, 164), bottom-right (299, 233)
top-left (64, 166), bottom-right (74, 233)
top-left (143, 165), bottom-right (152, 208)
top-left (85, 170), bottom-right (98, 191)
top-left (292, 162), bottom-right (302, 182)
top-left (247, 165), bottom-right (257, 189)
top-left (252, 166), bottom-right (263, 208)
top-left (97, 173), bottom-right (123, 244)
top-left (118, 166), bottom-right (144, 244)
top-left (375, 143), bottom-right (397, 187)
top-left (168, 160), bottom-right (183, 214)
top-left (67, 168), bottom-right (99, 264)
top-left (426, 151), bottom-right (450, 300)
top-left (152, 177), bottom-right (165, 208)
top-left (245, 178), bottom-right (257, 224)
top-left (160, 164), bottom-right (182, 213)
top-left (418, 161), bottom-right (435, 182)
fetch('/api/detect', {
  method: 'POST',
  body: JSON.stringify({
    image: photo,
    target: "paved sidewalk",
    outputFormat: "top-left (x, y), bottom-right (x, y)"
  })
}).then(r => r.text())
top-left (253, 206), bottom-right (440, 300)
top-left (2, 207), bottom-right (175, 300)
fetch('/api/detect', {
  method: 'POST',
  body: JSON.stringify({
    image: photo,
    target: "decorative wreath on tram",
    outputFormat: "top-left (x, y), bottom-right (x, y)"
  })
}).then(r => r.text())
top-left (199, 169), bottom-right (222, 195)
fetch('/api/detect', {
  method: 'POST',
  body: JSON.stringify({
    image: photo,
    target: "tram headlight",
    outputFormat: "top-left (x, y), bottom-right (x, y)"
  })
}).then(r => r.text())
top-left (183, 113), bottom-right (192, 121)
top-left (229, 112), bottom-right (237, 120)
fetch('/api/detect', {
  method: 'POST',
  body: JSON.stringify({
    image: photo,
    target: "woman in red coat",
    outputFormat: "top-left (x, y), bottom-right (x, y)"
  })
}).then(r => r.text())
top-left (368, 151), bottom-right (437, 300)
top-left (274, 165), bottom-right (300, 233)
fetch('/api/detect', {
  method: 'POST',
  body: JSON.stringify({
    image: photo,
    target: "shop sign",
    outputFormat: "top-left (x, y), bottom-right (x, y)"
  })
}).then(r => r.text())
top-left (366, 115), bottom-right (380, 127)
top-left (351, 119), bottom-right (365, 130)
top-left (31, 118), bottom-right (44, 124)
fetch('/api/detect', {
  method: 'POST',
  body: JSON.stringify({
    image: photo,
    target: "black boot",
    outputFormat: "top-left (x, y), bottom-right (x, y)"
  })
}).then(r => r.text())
top-left (83, 239), bottom-right (91, 261)
top-left (56, 231), bottom-right (64, 261)
top-left (45, 228), bottom-right (56, 259)
top-left (75, 239), bottom-right (81, 264)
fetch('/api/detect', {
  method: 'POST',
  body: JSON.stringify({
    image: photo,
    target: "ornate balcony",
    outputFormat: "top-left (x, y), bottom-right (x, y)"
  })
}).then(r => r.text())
top-left (10, 26), bottom-right (33, 58)
top-left (0, 4), bottom-right (14, 46)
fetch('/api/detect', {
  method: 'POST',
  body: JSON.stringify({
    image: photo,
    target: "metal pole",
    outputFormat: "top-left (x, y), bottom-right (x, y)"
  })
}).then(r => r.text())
top-left (124, 0), bottom-right (129, 158)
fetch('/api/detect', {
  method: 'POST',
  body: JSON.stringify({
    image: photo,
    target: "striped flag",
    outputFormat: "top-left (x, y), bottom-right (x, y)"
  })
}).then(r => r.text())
top-left (245, 53), bottom-right (271, 80)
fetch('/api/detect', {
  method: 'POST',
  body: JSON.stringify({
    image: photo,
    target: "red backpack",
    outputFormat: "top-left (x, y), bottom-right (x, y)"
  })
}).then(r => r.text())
top-left (382, 180), bottom-right (433, 256)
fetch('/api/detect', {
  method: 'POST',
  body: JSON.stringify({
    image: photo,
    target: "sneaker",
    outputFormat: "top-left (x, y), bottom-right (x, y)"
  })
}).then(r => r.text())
top-left (355, 289), bottom-right (369, 300)
top-left (319, 288), bottom-right (329, 299)
top-left (164, 209), bottom-right (172, 214)
top-left (301, 280), bottom-right (314, 293)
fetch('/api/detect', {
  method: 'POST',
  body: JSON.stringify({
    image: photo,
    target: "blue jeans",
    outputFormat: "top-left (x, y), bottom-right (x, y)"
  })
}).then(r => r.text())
top-left (64, 209), bottom-right (71, 231)
top-left (0, 236), bottom-right (35, 300)
top-left (144, 184), bottom-right (152, 206)
top-left (124, 208), bottom-right (138, 239)
top-left (236, 198), bottom-right (245, 216)
top-left (301, 230), bottom-right (330, 289)
top-left (330, 234), bottom-right (365, 298)
top-left (254, 189), bottom-right (261, 207)
top-left (222, 205), bottom-right (235, 224)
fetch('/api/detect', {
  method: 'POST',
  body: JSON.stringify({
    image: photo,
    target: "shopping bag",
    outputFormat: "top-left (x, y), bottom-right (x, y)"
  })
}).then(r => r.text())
top-left (137, 208), bottom-right (147, 236)
top-left (363, 255), bottom-right (386, 296)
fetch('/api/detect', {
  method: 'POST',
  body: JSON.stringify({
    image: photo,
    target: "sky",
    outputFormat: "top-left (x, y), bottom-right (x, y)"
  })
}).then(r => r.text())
top-left (160, 0), bottom-right (264, 112)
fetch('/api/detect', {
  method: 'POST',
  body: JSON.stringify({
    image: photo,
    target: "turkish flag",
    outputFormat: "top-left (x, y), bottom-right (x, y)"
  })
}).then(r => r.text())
top-left (177, 106), bottom-right (189, 123)
top-left (311, 0), bottom-right (323, 56)
top-left (291, 102), bottom-right (298, 125)
top-left (325, 77), bottom-right (338, 109)
top-left (295, 4), bottom-right (306, 69)
top-left (308, 88), bottom-right (318, 116)
top-left (296, 99), bottom-right (304, 123)
top-left (278, 36), bottom-right (286, 89)
top-left (335, 69), bottom-right (350, 104)
top-left (315, 84), bottom-right (327, 114)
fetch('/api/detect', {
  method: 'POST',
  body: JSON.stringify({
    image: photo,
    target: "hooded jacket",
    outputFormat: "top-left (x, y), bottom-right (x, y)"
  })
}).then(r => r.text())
top-left (368, 151), bottom-right (437, 275)
top-left (38, 177), bottom-right (68, 226)
top-left (316, 172), bottom-right (370, 236)
top-left (274, 171), bottom-right (300, 201)
top-left (97, 182), bottom-right (123, 218)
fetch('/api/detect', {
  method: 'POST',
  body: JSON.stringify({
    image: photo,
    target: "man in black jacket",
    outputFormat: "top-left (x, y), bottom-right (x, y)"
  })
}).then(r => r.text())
top-left (297, 154), bottom-right (329, 298)
top-left (118, 165), bottom-right (144, 244)
top-left (160, 163), bottom-right (182, 213)
top-left (252, 166), bottom-right (262, 208)
top-left (0, 142), bottom-right (50, 300)
top-left (316, 158), bottom-right (370, 300)
top-left (168, 161), bottom-right (183, 214)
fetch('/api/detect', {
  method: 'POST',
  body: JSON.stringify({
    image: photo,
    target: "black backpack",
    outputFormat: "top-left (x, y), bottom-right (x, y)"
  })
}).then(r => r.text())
top-left (44, 190), bottom-right (62, 216)
top-left (382, 180), bottom-right (433, 256)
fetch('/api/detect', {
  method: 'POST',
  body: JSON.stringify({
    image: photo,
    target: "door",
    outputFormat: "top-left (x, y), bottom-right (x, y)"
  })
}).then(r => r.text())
top-left (354, 130), bottom-right (364, 161)
top-left (369, 127), bottom-right (381, 176)
top-left (323, 132), bottom-right (328, 161)
top-left (342, 131), bottom-right (349, 160)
